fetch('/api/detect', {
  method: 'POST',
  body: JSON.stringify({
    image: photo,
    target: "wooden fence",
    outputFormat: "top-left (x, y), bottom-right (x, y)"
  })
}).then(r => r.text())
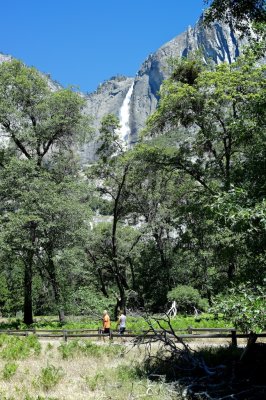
top-left (0, 327), bottom-right (265, 346)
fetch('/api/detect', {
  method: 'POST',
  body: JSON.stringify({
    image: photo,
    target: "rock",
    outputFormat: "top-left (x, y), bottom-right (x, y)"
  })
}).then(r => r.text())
top-left (80, 75), bottom-right (134, 162)
top-left (128, 17), bottom-right (245, 143)
top-left (0, 17), bottom-right (246, 163)
top-left (82, 17), bottom-right (245, 157)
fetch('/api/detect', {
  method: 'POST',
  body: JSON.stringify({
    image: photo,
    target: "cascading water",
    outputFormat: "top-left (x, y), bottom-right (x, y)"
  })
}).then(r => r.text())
top-left (117, 82), bottom-right (134, 148)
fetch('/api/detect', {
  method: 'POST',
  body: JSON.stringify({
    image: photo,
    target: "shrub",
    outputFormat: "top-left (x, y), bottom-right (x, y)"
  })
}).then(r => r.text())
top-left (58, 339), bottom-right (121, 360)
top-left (0, 334), bottom-right (41, 360)
top-left (197, 346), bottom-right (242, 367)
top-left (167, 285), bottom-right (208, 314)
top-left (211, 282), bottom-right (266, 334)
top-left (2, 362), bottom-right (18, 380)
top-left (58, 340), bottom-right (102, 359)
top-left (85, 371), bottom-right (105, 391)
top-left (36, 364), bottom-right (64, 391)
top-left (66, 287), bottom-right (116, 316)
top-left (116, 364), bottom-right (141, 381)
top-left (46, 343), bottom-right (53, 352)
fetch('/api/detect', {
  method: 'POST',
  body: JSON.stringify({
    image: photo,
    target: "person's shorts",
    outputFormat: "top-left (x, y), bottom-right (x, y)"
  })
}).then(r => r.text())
top-left (119, 327), bottom-right (125, 334)
top-left (103, 328), bottom-right (110, 334)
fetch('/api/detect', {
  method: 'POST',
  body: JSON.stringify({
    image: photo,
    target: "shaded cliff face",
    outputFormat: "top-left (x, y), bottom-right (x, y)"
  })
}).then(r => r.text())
top-left (0, 54), bottom-right (13, 143)
top-left (80, 75), bottom-right (134, 162)
top-left (81, 19), bottom-right (244, 158)
top-left (128, 18), bottom-right (243, 143)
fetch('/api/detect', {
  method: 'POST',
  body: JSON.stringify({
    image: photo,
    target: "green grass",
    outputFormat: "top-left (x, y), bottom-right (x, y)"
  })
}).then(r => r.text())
top-left (0, 328), bottom-right (244, 400)
top-left (0, 333), bottom-right (176, 399)
top-left (85, 371), bottom-right (105, 391)
top-left (58, 339), bottom-right (122, 359)
top-left (0, 395), bottom-right (59, 400)
top-left (24, 396), bottom-right (60, 400)
top-left (197, 345), bottom-right (242, 367)
top-left (125, 313), bottom-right (232, 332)
top-left (34, 364), bottom-right (64, 391)
top-left (0, 334), bottom-right (41, 360)
top-left (116, 363), bottom-right (143, 381)
top-left (84, 363), bottom-right (168, 399)
top-left (2, 362), bottom-right (18, 380)
top-left (0, 313), bottom-right (231, 333)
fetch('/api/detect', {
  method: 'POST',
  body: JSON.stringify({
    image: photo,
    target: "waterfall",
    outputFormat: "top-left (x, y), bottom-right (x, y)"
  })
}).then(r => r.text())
top-left (117, 83), bottom-right (134, 148)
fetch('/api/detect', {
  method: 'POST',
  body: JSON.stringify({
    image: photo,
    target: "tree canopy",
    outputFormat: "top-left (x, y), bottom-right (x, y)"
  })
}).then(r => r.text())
top-left (0, 13), bottom-right (265, 324)
top-left (204, 0), bottom-right (266, 34)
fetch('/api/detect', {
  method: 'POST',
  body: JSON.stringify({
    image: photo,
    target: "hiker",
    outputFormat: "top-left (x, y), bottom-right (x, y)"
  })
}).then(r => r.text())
top-left (117, 310), bottom-right (126, 335)
top-left (102, 310), bottom-right (111, 334)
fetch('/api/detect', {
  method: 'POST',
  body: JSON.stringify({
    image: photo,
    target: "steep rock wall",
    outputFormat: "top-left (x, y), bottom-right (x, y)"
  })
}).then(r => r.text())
top-left (0, 18), bottom-right (245, 163)
top-left (128, 18), bottom-right (243, 143)
top-left (81, 75), bottom-right (134, 162)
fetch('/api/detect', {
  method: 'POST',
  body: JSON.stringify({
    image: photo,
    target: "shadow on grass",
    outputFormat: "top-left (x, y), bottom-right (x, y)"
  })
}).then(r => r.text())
top-left (139, 344), bottom-right (266, 399)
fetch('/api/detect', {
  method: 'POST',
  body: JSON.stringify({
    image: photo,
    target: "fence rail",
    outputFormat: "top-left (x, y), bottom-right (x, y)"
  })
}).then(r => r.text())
top-left (1, 327), bottom-right (266, 346)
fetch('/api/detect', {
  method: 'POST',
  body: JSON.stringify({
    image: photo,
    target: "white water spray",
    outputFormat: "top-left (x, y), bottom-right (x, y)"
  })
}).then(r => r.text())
top-left (117, 83), bottom-right (134, 148)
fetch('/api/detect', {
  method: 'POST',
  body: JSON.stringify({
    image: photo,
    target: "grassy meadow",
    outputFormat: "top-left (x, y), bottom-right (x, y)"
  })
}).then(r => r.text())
top-left (0, 314), bottom-right (233, 399)
top-left (0, 333), bottom-right (177, 400)
top-left (0, 313), bottom-right (231, 332)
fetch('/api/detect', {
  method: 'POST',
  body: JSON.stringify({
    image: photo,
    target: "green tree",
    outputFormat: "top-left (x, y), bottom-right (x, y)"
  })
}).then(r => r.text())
top-left (212, 282), bottom-right (266, 354)
top-left (121, 148), bottom-right (185, 309)
top-left (0, 60), bottom-right (92, 324)
top-left (203, 0), bottom-right (266, 34)
top-left (142, 52), bottom-right (266, 295)
top-left (167, 285), bottom-right (208, 314)
top-left (0, 59), bottom-right (90, 167)
top-left (87, 114), bottom-right (138, 317)
top-left (146, 54), bottom-right (265, 191)
top-left (0, 159), bottom-right (90, 324)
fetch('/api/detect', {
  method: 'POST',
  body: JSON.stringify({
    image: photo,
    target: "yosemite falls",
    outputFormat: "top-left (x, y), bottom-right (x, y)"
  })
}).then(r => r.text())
top-left (117, 82), bottom-right (134, 148)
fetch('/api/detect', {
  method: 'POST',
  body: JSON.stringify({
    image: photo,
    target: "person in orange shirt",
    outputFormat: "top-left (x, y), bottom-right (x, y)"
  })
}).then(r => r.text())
top-left (102, 310), bottom-right (111, 334)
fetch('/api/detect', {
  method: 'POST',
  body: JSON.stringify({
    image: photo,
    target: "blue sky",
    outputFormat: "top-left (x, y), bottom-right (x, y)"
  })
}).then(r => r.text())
top-left (0, 0), bottom-right (206, 93)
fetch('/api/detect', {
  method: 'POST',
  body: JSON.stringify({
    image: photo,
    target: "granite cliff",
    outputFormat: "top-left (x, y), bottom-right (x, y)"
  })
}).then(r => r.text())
top-left (81, 17), bottom-right (244, 161)
top-left (0, 17), bottom-right (245, 162)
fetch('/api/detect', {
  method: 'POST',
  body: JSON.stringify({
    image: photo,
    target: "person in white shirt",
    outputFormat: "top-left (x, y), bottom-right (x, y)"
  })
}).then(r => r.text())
top-left (117, 310), bottom-right (126, 335)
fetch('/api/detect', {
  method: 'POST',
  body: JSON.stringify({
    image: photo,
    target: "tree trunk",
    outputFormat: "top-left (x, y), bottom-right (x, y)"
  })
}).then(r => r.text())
top-left (47, 256), bottom-right (65, 324)
top-left (154, 231), bottom-right (170, 290)
top-left (52, 279), bottom-right (65, 324)
top-left (228, 261), bottom-right (235, 281)
top-left (207, 289), bottom-right (213, 306)
top-left (114, 289), bottom-right (127, 320)
top-left (240, 332), bottom-right (258, 361)
top-left (23, 261), bottom-right (33, 325)
top-left (111, 166), bottom-right (129, 319)
top-left (23, 221), bottom-right (37, 325)
top-left (58, 309), bottom-right (65, 324)
top-left (128, 257), bottom-right (136, 291)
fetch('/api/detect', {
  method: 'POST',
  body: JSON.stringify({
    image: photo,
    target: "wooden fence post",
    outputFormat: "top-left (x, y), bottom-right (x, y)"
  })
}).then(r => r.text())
top-left (231, 330), bottom-right (237, 347)
top-left (188, 326), bottom-right (192, 334)
top-left (63, 330), bottom-right (68, 342)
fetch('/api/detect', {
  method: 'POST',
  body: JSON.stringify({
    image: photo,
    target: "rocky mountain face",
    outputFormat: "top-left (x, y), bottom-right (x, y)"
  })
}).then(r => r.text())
top-left (80, 17), bottom-right (244, 161)
top-left (129, 18), bottom-right (243, 143)
top-left (0, 17), bottom-right (245, 162)
top-left (80, 75), bottom-right (134, 162)
top-left (0, 54), bottom-right (12, 63)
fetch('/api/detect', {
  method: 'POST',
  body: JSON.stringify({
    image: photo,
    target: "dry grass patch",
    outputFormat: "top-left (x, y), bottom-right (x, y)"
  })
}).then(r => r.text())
top-left (0, 335), bottom-right (177, 399)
